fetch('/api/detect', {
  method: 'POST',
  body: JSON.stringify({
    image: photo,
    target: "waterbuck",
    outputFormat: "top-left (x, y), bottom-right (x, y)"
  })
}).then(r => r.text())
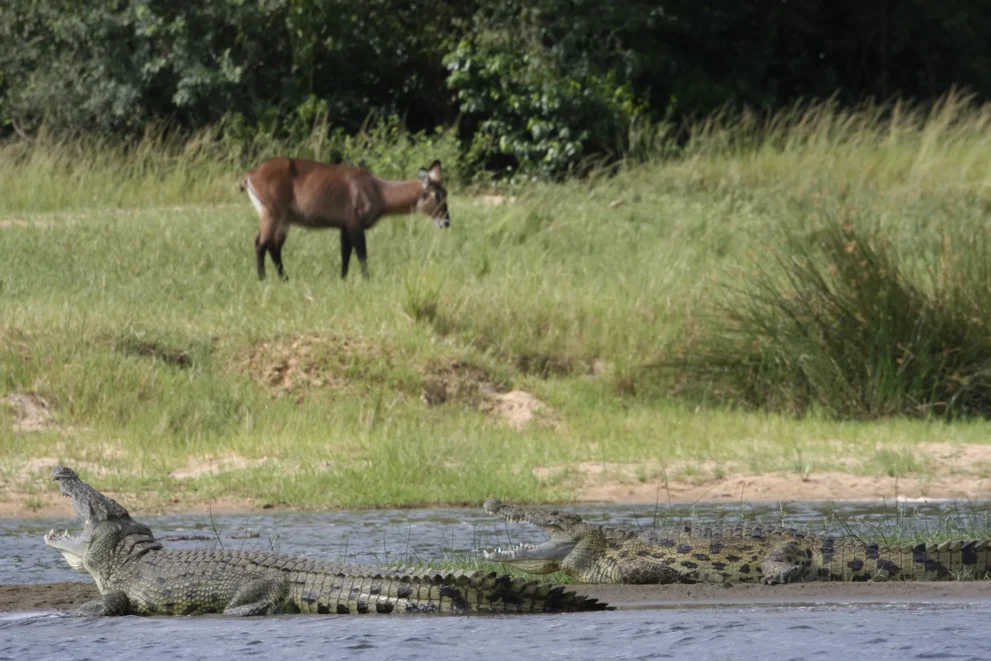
top-left (241, 158), bottom-right (450, 280)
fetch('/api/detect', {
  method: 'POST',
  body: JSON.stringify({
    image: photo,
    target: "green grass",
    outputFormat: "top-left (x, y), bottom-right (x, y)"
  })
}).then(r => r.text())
top-left (3, 94), bottom-right (991, 509)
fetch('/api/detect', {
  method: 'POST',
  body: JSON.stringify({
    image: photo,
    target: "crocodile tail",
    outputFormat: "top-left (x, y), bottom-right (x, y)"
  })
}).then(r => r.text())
top-left (468, 571), bottom-right (611, 613)
top-left (298, 568), bottom-right (610, 614)
top-left (825, 539), bottom-right (991, 581)
top-left (903, 539), bottom-right (991, 580)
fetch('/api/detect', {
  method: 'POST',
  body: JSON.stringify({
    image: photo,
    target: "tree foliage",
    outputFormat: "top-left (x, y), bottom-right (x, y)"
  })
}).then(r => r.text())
top-left (2, 0), bottom-right (990, 177)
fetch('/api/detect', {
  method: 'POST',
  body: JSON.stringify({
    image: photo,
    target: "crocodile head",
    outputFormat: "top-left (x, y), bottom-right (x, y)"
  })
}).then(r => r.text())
top-left (481, 499), bottom-right (608, 576)
top-left (44, 466), bottom-right (160, 589)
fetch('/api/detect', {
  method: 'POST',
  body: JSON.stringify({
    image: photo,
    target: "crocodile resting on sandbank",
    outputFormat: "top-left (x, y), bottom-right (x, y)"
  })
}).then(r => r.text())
top-left (482, 499), bottom-right (991, 584)
top-left (41, 467), bottom-right (608, 616)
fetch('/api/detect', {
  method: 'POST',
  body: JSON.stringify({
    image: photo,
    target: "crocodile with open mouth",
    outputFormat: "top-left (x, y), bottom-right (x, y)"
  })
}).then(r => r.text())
top-left (42, 467), bottom-right (609, 616)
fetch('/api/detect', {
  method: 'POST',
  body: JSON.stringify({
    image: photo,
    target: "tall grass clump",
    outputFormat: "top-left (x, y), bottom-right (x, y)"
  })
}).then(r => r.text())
top-left (683, 217), bottom-right (991, 420)
top-left (0, 115), bottom-right (463, 214)
top-left (672, 91), bottom-right (991, 200)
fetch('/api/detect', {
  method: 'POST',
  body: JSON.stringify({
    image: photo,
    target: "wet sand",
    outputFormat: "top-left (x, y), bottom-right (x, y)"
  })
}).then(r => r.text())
top-left (6, 580), bottom-right (991, 614)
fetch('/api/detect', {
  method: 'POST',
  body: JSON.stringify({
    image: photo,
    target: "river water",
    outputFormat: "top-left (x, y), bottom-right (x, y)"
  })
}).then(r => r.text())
top-left (2, 499), bottom-right (990, 660)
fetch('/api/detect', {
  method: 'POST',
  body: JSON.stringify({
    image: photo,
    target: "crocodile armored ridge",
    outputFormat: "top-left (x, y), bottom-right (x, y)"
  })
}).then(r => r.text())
top-left (42, 467), bottom-right (609, 616)
top-left (481, 499), bottom-right (991, 584)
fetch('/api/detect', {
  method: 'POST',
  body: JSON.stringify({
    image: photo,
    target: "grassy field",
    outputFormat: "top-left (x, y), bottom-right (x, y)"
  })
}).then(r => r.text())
top-left (3, 95), bottom-right (991, 511)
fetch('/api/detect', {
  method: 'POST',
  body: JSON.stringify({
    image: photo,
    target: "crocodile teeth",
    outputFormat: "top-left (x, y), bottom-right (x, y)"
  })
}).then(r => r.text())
top-left (44, 528), bottom-right (74, 541)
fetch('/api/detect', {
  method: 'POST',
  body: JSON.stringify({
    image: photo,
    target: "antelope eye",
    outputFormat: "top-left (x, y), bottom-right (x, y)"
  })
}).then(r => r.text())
top-left (434, 191), bottom-right (443, 202)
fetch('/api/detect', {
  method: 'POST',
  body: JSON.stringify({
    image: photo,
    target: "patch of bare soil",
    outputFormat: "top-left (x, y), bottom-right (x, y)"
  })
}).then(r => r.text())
top-left (533, 454), bottom-right (991, 503)
top-left (0, 488), bottom-right (290, 519)
top-left (420, 361), bottom-right (497, 407)
top-left (234, 334), bottom-right (368, 396)
top-left (578, 471), bottom-right (991, 503)
top-left (236, 336), bottom-right (561, 429)
top-left (4, 581), bottom-right (991, 614)
top-left (5, 393), bottom-right (57, 432)
top-left (0, 582), bottom-right (98, 613)
top-left (419, 362), bottom-right (559, 429)
top-left (9, 457), bottom-right (118, 482)
top-left (480, 389), bottom-right (561, 430)
top-left (0, 453), bottom-right (283, 517)
top-left (168, 454), bottom-right (271, 480)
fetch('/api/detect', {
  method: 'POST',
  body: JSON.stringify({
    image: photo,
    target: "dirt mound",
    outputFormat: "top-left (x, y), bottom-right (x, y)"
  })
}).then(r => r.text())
top-left (5, 393), bottom-right (57, 432)
top-left (235, 334), bottom-right (372, 395)
top-left (419, 362), bottom-right (559, 429)
top-left (420, 361), bottom-right (498, 407)
top-left (480, 389), bottom-right (558, 430)
top-left (236, 337), bottom-right (561, 429)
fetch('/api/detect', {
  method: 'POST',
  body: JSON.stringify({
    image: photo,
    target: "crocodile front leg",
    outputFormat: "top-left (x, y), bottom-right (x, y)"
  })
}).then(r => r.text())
top-left (75, 590), bottom-right (131, 616)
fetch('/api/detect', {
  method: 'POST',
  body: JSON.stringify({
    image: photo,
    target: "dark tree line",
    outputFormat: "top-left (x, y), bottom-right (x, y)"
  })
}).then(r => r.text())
top-left (1, 0), bottom-right (989, 176)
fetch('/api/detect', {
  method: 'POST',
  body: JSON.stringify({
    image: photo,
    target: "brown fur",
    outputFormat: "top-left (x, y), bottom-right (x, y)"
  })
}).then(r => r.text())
top-left (241, 158), bottom-right (450, 280)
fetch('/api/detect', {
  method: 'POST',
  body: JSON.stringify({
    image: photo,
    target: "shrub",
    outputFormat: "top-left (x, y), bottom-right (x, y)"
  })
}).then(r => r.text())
top-left (683, 217), bottom-right (991, 419)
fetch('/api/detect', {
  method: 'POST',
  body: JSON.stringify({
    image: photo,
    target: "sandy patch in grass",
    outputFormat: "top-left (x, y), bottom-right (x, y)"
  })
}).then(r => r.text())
top-left (578, 471), bottom-right (991, 503)
top-left (419, 362), bottom-right (559, 429)
top-left (0, 490), bottom-right (282, 518)
top-left (237, 335), bottom-right (560, 429)
top-left (481, 390), bottom-right (543, 429)
top-left (168, 454), bottom-right (271, 480)
top-left (420, 361), bottom-right (497, 407)
top-left (918, 443), bottom-right (991, 471)
top-left (0, 218), bottom-right (35, 229)
top-left (5, 393), bottom-right (57, 432)
top-left (9, 457), bottom-right (120, 481)
top-left (480, 389), bottom-right (562, 430)
top-left (235, 334), bottom-right (356, 395)
top-left (534, 451), bottom-right (991, 503)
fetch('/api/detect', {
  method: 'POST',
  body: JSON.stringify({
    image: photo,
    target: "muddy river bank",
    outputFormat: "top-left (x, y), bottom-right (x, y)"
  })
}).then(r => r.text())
top-left (5, 579), bottom-right (991, 614)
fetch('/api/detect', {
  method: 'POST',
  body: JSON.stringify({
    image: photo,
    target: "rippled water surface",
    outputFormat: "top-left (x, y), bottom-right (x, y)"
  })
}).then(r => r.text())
top-left (3, 603), bottom-right (989, 661)
top-left (3, 499), bottom-right (991, 660)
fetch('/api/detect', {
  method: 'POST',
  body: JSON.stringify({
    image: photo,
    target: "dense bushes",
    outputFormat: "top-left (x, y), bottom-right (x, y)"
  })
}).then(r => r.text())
top-left (2, 0), bottom-right (991, 177)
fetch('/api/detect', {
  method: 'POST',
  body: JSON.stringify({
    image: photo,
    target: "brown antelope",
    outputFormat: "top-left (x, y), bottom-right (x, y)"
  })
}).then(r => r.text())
top-left (241, 158), bottom-right (450, 280)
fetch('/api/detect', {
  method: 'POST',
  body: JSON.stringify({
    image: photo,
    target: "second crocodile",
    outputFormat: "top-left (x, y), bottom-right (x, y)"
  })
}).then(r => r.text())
top-left (482, 499), bottom-right (991, 584)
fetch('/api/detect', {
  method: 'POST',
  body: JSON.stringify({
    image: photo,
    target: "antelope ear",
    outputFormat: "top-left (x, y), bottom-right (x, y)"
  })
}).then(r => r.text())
top-left (428, 160), bottom-right (442, 183)
top-left (416, 168), bottom-right (430, 187)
